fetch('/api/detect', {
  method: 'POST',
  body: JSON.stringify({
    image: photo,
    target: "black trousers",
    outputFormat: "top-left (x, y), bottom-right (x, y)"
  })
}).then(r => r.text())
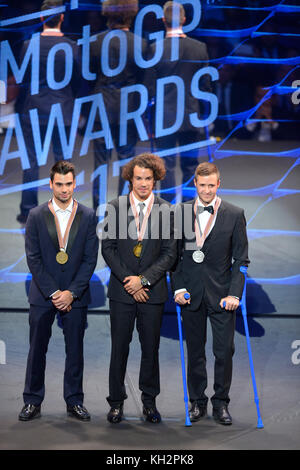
top-left (182, 296), bottom-right (236, 408)
top-left (23, 304), bottom-right (87, 407)
top-left (107, 300), bottom-right (164, 408)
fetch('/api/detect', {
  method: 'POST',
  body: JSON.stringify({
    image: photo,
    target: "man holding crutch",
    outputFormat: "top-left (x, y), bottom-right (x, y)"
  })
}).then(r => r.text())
top-left (172, 162), bottom-right (249, 425)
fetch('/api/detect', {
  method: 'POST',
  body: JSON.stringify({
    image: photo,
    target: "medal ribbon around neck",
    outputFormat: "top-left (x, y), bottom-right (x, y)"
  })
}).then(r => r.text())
top-left (48, 199), bottom-right (78, 254)
top-left (129, 192), bottom-right (154, 242)
top-left (194, 196), bottom-right (221, 249)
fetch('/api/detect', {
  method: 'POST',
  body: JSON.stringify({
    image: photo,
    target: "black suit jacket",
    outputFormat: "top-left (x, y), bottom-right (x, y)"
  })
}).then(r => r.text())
top-left (101, 195), bottom-right (177, 304)
top-left (25, 201), bottom-right (99, 307)
top-left (18, 35), bottom-right (81, 126)
top-left (90, 30), bottom-right (147, 125)
top-left (147, 36), bottom-right (210, 133)
top-left (172, 199), bottom-right (249, 312)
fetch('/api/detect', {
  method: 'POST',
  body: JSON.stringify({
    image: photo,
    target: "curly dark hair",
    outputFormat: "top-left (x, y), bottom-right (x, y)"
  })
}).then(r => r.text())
top-left (102, 0), bottom-right (138, 29)
top-left (122, 153), bottom-right (166, 189)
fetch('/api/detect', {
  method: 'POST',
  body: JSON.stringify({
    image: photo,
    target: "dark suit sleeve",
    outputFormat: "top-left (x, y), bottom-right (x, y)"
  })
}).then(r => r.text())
top-left (101, 238), bottom-right (136, 282)
top-left (67, 211), bottom-right (99, 298)
top-left (141, 238), bottom-right (177, 286)
top-left (170, 239), bottom-right (185, 293)
top-left (25, 211), bottom-right (59, 299)
top-left (229, 210), bottom-right (250, 298)
top-left (141, 209), bottom-right (177, 286)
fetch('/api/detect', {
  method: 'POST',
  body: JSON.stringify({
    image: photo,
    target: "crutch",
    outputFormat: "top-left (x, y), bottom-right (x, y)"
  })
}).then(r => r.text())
top-left (176, 293), bottom-right (192, 426)
top-left (224, 267), bottom-right (264, 428)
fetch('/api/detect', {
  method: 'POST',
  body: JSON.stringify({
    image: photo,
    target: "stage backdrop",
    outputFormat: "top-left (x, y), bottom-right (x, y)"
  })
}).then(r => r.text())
top-left (0, 0), bottom-right (299, 314)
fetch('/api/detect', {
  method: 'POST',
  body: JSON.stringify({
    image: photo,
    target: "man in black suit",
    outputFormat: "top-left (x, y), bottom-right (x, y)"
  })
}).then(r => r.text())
top-left (101, 153), bottom-right (177, 424)
top-left (16, 0), bottom-right (81, 224)
top-left (18, 161), bottom-right (99, 421)
top-left (148, 1), bottom-right (211, 202)
top-left (172, 162), bottom-right (249, 425)
top-left (89, 0), bottom-right (146, 204)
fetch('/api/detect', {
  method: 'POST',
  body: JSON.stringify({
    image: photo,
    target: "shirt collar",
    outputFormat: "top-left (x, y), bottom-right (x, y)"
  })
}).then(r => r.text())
top-left (197, 195), bottom-right (217, 209)
top-left (166, 27), bottom-right (185, 37)
top-left (52, 198), bottom-right (73, 213)
top-left (131, 192), bottom-right (153, 211)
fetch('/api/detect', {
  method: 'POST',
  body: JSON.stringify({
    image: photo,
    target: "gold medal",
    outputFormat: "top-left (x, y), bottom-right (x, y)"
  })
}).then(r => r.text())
top-left (48, 199), bottom-right (78, 266)
top-left (56, 250), bottom-right (69, 264)
top-left (133, 242), bottom-right (143, 258)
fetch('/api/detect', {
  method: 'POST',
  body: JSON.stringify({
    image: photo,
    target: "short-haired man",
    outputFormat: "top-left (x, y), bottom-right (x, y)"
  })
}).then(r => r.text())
top-left (147, 1), bottom-right (211, 202)
top-left (16, 0), bottom-right (81, 223)
top-left (19, 161), bottom-right (99, 421)
top-left (89, 0), bottom-right (146, 204)
top-left (172, 162), bottom-right (249, 425)
top-left (101, 153), bottom-right (177, 424)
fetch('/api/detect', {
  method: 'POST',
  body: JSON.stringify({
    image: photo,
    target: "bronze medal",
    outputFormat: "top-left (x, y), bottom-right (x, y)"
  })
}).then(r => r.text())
top-left (48, 199), bottom-right (78, 266)
top-left (133, 242), bottom-right (143, 258)
top-left (56, 250), bottom-right (69, 264)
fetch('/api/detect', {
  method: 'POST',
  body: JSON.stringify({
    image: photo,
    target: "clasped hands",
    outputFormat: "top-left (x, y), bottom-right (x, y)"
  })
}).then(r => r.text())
top-left (123, 276), bottom-right (149, 303)
top-left (52, 290), bottom-right (73, 312)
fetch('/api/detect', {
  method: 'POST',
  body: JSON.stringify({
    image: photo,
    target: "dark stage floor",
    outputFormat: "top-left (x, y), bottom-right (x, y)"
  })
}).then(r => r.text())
top-left (0, 312), bottom-right (299, 451)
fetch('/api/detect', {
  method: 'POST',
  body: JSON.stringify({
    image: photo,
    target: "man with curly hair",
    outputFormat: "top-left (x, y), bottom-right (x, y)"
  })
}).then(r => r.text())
top-left (101, 153), bottom-right (177, 424)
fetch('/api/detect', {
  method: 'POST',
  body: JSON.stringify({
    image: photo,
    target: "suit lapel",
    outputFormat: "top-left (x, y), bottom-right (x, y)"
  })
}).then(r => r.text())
top-left (185, 199), bottom-right (197, 247)
top-left (66, 205), bottom-right (82, 254)
top-left (126, 195), bottom-right (138, 251)
top-left (42, 202), bottom-right (83, 255)
top-left (203, 200), bottom-right (225, 248)
top-left (43, 206), bottom-right (59, 252)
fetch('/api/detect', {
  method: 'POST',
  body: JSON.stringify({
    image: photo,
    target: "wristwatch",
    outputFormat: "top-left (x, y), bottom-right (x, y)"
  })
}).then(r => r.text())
top-left (70, 291), bottom-right (77, 300)
top-left (139, 275), bottom-right (150, 287)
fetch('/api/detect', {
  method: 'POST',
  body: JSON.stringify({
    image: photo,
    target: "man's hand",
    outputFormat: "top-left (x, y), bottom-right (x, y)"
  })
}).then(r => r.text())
top-left (175, 292), bottom-right (191, 305)
top-left (133, 288), bottom-right (149, 303)
top-left (52, 290), bottom-right (73, 312)
top-left (123, 276), bottom-right (142, 295)
top-left (220, 296), bottom-right (239, 311)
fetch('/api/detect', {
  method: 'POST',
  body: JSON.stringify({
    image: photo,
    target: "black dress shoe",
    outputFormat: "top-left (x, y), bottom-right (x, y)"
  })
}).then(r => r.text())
top-left (213, 405), bottom-right (232, 425)
top-left (107, 404), bottom-right (123, 424)
top-left (67, 404), bottom-right (91, 421)
top-left (189, 402), bottom-right (207, 422)
top-left (143, 406), bottom-right (161, 424)
top-left (18, 404), bottom-right (41, 421)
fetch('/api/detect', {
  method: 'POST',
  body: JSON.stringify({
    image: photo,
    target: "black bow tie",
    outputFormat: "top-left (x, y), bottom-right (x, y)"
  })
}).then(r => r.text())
top-left (204, 205), bottom-right (214, 214)
top-left (198, 205), bottom-right (214, 215)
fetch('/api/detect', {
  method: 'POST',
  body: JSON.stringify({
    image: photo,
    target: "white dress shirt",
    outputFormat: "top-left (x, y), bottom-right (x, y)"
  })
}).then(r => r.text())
top-left (197, 195), bottom-right (217, 236)
top-left (174, 196), bottom-right (217, 297)
top-left (50, 198), bottom-right (74, 299)
top-left (52, 198), bottom-right (74, 246)
top-left (131, 192), bottom-right (153, 218)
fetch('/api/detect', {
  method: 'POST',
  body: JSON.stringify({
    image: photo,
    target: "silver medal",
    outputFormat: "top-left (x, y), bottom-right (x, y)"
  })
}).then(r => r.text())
top-left (192, 250), bottom-right (205, 263)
